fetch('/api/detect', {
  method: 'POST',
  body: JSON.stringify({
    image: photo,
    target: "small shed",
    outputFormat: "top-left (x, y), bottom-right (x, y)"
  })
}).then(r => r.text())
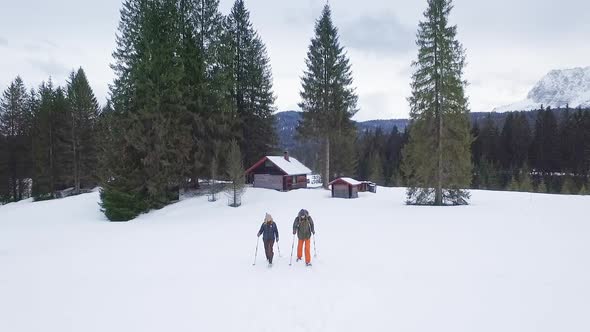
top-left (245, 152), bottom-right (312, 191)
top-left (359, 181), bottom-right (377, 193)
top-left (329, 177), bottom-right (361, 199)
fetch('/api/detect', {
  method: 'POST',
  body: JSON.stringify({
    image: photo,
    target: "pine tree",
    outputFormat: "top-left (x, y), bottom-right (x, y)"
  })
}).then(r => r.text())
top-left (101, 0), bottom-right (192, 220)
top-left (506, 176), bottom-right (519, 191)
top-left (401, 0), bottom-right (472, 205)
top-left (297, 4), bottom-right (358, 189)
top-left (536, 178), bottom-right (547, 194)
top-left (331, 133), bottom-right (358, 178)
top-left (31, 80), bottom-right (55, 199)
top-left (225, 139), bottom-right (246, 207)
top-left (531, 108), bottom-right (559, 174)
top-left (66, 68), bottom-right (100, 193)
top-left (479, 114), bottom-right (500, 165)
top-left (52, 87), bottom-right (74, 191)
top-left (579, 184), bottom-right (588, 195)
top-left (561, 176), bottom-right (577, 195)
top-left (0, 77), bottom-right (33, 201)
top-left (0, 133), bottom-right (8, 202)
top-left (519, 166), bottom-right (533, 192)
top-left (226, 0), bottom-right (277, 167)
top-left (177, 0), bottom-right (208, 188)
top-left (368, 153), bottom-right (385, 185)
top-left (208, 150), bottom-right (220, 202)
top-left (31, 81), bottom-right (73, 199)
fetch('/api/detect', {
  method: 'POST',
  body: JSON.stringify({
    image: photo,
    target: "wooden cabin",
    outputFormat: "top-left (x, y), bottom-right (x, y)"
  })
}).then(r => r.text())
top-left (329, 177), bottom-right (361, 199)
top-left (245, 152), bottom-right (312, 191)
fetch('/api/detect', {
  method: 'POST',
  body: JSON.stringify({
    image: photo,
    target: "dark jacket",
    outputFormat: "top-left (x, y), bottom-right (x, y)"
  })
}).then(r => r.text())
top-left (293, 216), bottom-right (314, 240)
top-left (258, 221), bottom-right (279, 242)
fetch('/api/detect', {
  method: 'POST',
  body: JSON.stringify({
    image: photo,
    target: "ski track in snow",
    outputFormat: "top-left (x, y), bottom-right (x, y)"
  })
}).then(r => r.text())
top-left (1, 187), bottom-right (589, 332)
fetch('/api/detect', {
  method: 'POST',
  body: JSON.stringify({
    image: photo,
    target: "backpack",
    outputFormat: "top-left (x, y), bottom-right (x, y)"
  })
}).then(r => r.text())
top-left (298, 216), bottom-right (311, 239)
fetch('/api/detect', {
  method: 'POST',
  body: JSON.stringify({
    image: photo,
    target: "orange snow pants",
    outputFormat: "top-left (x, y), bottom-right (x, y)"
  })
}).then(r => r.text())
top-left (297, 239), bottom-right (311, 263)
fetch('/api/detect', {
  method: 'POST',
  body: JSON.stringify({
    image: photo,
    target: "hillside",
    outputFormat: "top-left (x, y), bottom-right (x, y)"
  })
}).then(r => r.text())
top-left (1, 187), bottom-right (589, 332)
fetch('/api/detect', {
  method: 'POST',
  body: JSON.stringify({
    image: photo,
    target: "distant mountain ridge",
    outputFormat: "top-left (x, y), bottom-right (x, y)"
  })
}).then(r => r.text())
top-left (275, 111), bottom-right (409, 152)
top-left (494, 66), bottom-right (590, 112)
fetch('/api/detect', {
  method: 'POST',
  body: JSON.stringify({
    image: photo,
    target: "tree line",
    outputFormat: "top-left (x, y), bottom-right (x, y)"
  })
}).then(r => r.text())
top-left (0, 70), bottom-right (100, 203)
top-left (472, 106), bottom-right (590, 194)
top-left (351, 106), bottom-right (590, 195)
top-left (0, 0), bottom-right (275, 219)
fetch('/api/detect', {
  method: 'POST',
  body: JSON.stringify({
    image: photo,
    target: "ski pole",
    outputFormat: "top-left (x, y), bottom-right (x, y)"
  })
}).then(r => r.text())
top-left (312, 233), bottom-right (317, 258)
top-left (253, 236), bottom-right (260, 266)
top-left (276, 239), bottom-right (282, 257)
top-left (289, 234), bottom-right (295, 266)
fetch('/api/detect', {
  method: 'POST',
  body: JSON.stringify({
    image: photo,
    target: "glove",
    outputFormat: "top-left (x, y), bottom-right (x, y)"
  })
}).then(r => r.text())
top-left (312, 231), bottom-right (315, 235)
top-left (293, 231), bottom-right (296, 235)
top-left (257, 233), bottom-right (261, 237)
top-left (276, 238), bottom-right (279, 243)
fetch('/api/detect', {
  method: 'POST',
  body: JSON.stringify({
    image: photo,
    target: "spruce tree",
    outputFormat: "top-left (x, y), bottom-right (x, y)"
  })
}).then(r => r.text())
top-left (536, 178), bottom-right (547, 194)
top-left (531, 109), bottom-right (559, 174)
top-left (368, 153), bottom-right (385, 185)
top-left (519, 166), bottom-right (533, 192)
top-left (0, 77), bottom-right (32, 201)
top-left (507, 176), bottom-right (519, 191)
top-left (66, 68), bottom-right (100, 193)
top-left (101, 0), bottom-right (192, 220)
top-left (31, 80), bottom-right (55, 199)
top-left (401, 0), bottom-right (472, 205)
top-left (561, 176), bottom-right (577, 195)
top-left (225, 139), bottom-right (246, 207)
top-left (0, 132), bottom-right (8, 202)
top-left (297, 4), bottom-right (358, 189)
top-left (225, 0), bottom-right (277, 167)
top-left (52, 87), bottom-right (74, 191)
top-left (31, 81), bottom-right (73, 199)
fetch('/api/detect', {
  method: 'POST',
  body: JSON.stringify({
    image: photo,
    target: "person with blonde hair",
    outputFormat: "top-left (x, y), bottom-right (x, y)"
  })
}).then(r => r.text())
top-left (257, 213), bottom-right (279, 266)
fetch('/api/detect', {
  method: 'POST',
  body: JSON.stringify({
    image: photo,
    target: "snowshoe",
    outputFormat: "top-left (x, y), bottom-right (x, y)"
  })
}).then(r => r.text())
top-left (296, 258), bottom-right (301, 262)
top-left (306, 262), bottom-right (312, 267)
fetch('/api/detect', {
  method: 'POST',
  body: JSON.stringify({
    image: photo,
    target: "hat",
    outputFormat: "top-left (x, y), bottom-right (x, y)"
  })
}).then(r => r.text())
top-left (265, 213), bottom-right (273, 222)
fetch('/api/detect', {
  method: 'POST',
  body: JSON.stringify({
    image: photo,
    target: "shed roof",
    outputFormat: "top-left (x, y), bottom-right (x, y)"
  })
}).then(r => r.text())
top-left (329, 177), bottom-right (362, 186)
top-left (246, 156), bottom-right (312, 176)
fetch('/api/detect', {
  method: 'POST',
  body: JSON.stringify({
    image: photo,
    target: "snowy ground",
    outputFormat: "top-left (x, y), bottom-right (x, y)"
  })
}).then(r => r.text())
top-left (1, 187), bottom-right (589, 332)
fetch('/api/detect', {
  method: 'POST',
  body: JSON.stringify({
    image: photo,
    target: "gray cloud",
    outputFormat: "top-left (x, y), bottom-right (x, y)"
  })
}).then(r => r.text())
top-left (28, 57), bottom-right (69, 77)
top-left (341, 13), bottom-right (414, 55)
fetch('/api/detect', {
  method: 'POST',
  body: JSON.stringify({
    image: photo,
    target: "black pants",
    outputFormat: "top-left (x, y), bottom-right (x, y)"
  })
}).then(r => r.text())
top-left (264, 239), bottom-right (275, 263)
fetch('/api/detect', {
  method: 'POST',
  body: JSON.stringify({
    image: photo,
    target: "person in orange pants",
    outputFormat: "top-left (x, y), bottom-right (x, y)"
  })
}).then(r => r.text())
top-left (293, 209), bottom-right (315, 266)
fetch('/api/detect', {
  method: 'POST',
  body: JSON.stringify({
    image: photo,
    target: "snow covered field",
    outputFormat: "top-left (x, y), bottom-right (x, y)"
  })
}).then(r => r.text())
top-left (1, 187), bottom-right (589, 332)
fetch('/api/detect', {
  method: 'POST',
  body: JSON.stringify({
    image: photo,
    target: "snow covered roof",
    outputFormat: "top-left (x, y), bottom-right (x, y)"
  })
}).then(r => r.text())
top-left (329, 177), bottom-right (362, 186)
top-left (265, 156), bottom-right (312, 175)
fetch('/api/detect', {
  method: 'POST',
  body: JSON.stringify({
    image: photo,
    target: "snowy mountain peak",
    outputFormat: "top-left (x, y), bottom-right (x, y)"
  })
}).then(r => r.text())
top-left (494, 66), bottom-right (590, 112)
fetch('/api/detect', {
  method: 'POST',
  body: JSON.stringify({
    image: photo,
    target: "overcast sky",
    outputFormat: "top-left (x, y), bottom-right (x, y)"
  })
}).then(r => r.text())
top-left (1, 0), bottom-right (589, 120)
